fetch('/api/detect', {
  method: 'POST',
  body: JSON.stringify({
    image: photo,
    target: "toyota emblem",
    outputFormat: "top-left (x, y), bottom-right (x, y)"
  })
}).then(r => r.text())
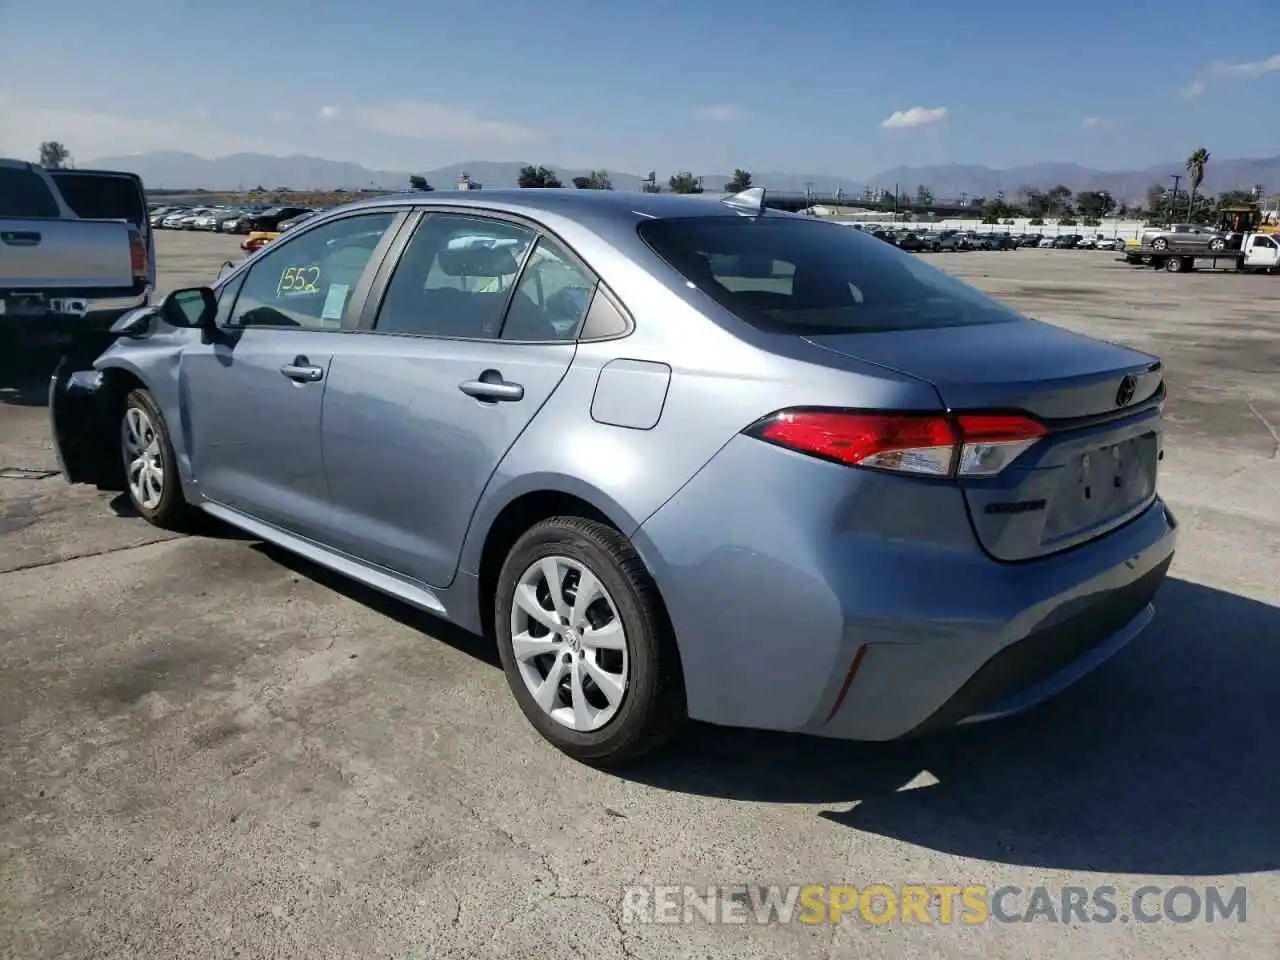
top-left (1116, 375), bottom-right (1137, 407)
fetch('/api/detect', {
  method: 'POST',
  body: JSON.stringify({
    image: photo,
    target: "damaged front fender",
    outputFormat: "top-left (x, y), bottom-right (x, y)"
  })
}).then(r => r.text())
top-left (48, 358), bottom-right (125, 489)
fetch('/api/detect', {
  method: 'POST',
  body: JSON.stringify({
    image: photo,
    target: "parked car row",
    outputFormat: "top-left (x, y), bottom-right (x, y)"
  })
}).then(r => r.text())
top-left (854, 225), bottom-right (1127, 252)
top-left (146, 203), bottom-right (317, 235)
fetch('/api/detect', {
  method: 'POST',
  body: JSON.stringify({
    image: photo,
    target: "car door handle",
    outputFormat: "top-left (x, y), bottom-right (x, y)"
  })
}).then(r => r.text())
top-left (280, 357), bottom-right (324, 383)
top-left (459, 374), bottom-right (524, 402)
top-left (1, 231), bottom-right (41, 246)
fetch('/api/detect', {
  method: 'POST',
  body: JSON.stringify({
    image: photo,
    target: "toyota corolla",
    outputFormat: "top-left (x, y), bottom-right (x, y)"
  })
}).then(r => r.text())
top-left (49, 188), bottom-right (1176, 765)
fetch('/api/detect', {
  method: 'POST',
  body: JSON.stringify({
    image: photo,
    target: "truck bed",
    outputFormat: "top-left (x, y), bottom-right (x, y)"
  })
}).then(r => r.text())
top-left (1120, 246), bottom-right (1244, 267)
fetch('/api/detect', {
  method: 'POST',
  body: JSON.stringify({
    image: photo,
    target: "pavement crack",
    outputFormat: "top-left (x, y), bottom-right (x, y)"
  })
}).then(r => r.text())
top-left (0, 534), bottom-right (184, 576)
top-left (1245, 401), bottom-right (1280, 460)
top-left (458, 802), bottom-right (638, 955)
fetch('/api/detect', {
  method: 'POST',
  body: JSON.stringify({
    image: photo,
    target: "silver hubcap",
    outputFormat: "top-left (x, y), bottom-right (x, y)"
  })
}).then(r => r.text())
top-left (510, 555), bottom-right (629, 732)
top-left (122, 406), bottom-right (164, 510)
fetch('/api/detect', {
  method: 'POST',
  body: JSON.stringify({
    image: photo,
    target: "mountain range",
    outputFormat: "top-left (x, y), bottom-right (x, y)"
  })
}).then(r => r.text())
top-left (87, 150), bottom-right (1280, 203)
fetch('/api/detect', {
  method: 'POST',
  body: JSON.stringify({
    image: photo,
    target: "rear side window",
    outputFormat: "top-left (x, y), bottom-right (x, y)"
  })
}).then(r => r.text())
top-left (50, 173), bottom-right (146, 225)
top-left (0, 167), bottom-right (61, 218)
top-left (638, 217), bottom-right (1020, 334)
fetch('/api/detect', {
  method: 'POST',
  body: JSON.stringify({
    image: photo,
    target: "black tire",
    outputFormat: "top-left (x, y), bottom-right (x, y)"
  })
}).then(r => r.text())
top-left (494, 517), bottom-right (687, 766)
top-left (1165, 256), bottom-right (1187, 273)
top-left (1151, 237), bottom-right (1169, 251)
top-left (120, 388), bottom-right (198, 530)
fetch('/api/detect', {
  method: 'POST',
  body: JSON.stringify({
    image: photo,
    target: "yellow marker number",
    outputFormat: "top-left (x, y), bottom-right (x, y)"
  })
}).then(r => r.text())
top-left (277, 265), bottom-right (322, 297)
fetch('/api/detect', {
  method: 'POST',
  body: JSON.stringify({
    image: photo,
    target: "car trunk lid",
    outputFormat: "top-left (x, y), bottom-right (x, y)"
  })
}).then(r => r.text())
top-left (805, 318), bottom-right (1165, 561)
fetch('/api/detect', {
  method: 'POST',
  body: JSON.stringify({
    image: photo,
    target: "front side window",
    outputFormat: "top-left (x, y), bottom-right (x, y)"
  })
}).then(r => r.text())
top-left (374, 214), bottom-right (535, 338)
top-left (638, 216), bottom-right (1021, 334)
top-left (229, 212), bottom-right (396, 330)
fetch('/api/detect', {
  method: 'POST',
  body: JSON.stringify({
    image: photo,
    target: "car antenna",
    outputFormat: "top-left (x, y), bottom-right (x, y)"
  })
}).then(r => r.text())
top-left (721, 186), bottom-right (767, 216)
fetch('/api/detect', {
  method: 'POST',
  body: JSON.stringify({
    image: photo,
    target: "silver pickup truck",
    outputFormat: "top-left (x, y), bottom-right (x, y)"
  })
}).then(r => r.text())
top-left (1, 159), bottom-right (153, 344)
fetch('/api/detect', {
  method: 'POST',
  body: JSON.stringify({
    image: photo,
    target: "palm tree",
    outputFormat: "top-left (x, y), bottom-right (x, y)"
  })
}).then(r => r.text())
top-left (1185, 148), bottom-right (1210, 221)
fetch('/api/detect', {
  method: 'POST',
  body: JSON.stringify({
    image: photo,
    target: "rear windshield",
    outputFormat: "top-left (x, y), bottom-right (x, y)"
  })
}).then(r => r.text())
top-left (51, 172), bottom-right (146, 225)
top-left (637, 216), bottom-right (1020, 333)
top-left (0, 166), bottom-right (61, 218)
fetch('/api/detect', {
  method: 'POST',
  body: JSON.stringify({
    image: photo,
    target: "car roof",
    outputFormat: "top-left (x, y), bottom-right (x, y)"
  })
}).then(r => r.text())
top-left (334, 187), bottom-right (803, 229)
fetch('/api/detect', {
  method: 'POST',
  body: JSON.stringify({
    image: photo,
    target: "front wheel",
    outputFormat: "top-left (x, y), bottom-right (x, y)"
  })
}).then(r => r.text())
top-left (495, 517), bottom-right (687, 766)
top-left (120, 388), bottom-right (197, 529)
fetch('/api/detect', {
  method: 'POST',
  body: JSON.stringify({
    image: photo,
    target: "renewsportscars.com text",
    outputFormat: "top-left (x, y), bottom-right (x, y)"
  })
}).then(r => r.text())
top-left (621, 884), bottom-right (1248, 926)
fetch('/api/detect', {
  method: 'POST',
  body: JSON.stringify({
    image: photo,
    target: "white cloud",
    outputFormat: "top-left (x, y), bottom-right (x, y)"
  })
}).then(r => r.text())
top-left (318, 102), bottom-right (535, 144)
top-left (880, 106), bottom-right (948, 129)
top-left (694, 105), bottom-right (747, 123)
top-left (1183, 52), bottom-right (1280, 97)
top-left (1081, 116), bottom-right (1104, 129)
top-left (0, 92), bottom-right (288, 161)
top-left (1216, 52), bottom-right (1280, 77)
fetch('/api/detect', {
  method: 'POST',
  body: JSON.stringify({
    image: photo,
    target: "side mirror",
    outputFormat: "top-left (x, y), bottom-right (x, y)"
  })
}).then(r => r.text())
top-left (159, 287), bottom-right (218, 335)
top-left (110, 306), bottom-right (159, 338)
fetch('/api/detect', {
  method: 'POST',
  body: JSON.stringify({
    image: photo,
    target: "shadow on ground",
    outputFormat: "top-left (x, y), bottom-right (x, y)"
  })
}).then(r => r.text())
top-left (253, 542), bottom-right (501, 668)
top-left (0, 339), bottom-right (109, 408)
top-left (236, 541), bottom-right (1280, 877)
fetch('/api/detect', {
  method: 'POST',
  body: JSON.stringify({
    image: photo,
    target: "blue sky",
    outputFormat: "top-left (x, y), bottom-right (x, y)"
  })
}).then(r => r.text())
top-left (1, 0), bottom-right (1277, 176)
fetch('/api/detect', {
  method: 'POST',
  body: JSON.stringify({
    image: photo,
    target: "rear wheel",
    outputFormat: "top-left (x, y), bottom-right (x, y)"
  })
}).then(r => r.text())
top-left (1165, 256), bottom-right (1188, 273)
top-left (1151, 237), bottom-right (1169, 251)
top-left (495, 517), bottom-right (686, 766)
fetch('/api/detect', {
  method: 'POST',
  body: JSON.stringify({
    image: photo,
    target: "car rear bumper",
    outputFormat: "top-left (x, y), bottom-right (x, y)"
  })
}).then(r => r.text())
top-left (1, 288), bottom-right (150, 338)
top-left (634, 433), bottom-right (1178, 741)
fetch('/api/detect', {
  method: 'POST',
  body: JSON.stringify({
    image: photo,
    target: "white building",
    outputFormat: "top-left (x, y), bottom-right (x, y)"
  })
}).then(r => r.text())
top-left (456, 173), bottom-right (482, 191)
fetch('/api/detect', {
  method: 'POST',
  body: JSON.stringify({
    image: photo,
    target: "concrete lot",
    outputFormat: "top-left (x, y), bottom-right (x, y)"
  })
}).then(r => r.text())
top-left (2, 231), bottom-right (1277, 959)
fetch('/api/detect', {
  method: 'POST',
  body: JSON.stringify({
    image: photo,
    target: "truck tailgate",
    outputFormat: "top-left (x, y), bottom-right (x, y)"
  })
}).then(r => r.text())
top-left (0, 218), bottom-right (136, 291)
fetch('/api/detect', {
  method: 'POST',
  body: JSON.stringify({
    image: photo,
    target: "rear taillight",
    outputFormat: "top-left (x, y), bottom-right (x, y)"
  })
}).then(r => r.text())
top-left (128, 228), bottom-right (147, 280)
top-left (745, 409), bottom-right (1047, 478)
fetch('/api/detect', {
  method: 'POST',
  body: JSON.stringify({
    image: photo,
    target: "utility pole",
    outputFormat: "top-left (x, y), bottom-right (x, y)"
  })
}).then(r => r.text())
top-left (1169, 174), bottom-right (1181, 225)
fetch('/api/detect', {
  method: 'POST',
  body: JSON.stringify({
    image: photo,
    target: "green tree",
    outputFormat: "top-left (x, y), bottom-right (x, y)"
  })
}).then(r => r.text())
top-left (1185, 148), bottom-right (1210, 218)
top-left (1075, 190), bottom-right (1115, 219)
top-left (1020, 187), bottom-right (1050, 218)
top-left (571, 176), bottom-right (592, 189)
top-left (39, 141), bottom-right (71, 169)
top-left (408, 175), bottom-right (433, 191)
top-left (517, 165), bottom-right (562, 188)
top-left (915, 184), bottom-right (934, 206)
top-left (724, 169), bottom-right (753, 192)
top-left (982, 198), bottom-right (1021, 220)
top-left (668, 171), bottom-right (702, 194)
top-left (1046, 185), bottom-right (1073, 217)
top-left (587, 170), bottom-right (613, 190)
